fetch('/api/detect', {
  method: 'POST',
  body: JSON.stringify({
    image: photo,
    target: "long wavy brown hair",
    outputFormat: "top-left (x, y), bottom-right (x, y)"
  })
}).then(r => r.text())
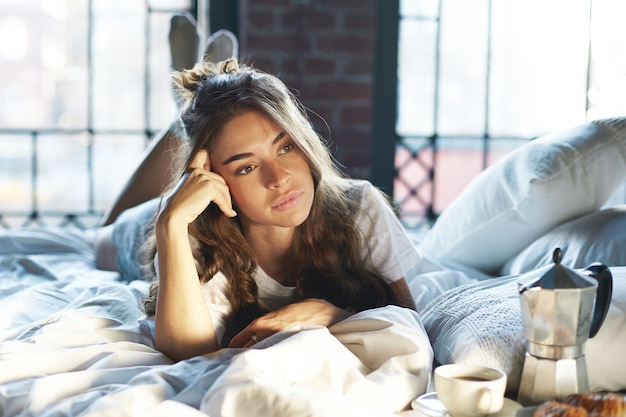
top-left (144, 59), bottom-right (398, 344)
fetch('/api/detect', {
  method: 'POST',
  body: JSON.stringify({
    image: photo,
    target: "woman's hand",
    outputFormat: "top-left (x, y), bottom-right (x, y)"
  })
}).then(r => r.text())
top-left (158, 149), bottom-right (237, 228)
top-left (229, 299), bottom-right (353, 348)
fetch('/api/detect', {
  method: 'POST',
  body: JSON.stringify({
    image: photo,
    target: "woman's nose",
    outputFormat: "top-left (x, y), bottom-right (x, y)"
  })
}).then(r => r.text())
top-left (264, 161), bottom-right (290, 188)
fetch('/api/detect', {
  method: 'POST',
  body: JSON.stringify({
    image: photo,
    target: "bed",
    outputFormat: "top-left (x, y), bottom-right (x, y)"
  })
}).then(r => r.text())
top-left (1, 117), bottom-right (625, 416)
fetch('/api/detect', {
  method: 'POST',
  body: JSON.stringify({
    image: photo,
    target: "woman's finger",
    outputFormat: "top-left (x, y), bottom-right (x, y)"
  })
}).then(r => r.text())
top-left (184, 171), bottom-right (236, 218)
top-left (229, 323), bottom-right (258, 348)
top-left (211, 190), bottom-right (238, 218)
top-left (181, 153), bottom-right (236, 217)
top-left (187, 149), bottom-right (210, 171)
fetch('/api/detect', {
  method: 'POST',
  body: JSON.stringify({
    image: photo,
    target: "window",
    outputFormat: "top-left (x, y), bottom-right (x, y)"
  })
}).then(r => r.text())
top-left (0, 0), bottom-right (197, 228)
top-left (395, 0), bottom-right (626, 228)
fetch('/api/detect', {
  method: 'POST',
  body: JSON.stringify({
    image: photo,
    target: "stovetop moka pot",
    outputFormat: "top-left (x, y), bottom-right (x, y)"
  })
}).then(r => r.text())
top-left (516, 248), bottom-right (613, 406)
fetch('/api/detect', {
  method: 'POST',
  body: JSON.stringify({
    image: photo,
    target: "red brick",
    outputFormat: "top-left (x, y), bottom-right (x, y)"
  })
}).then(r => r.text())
top-left (333, 127), bottom-right (371, 147)
top-left (274, 10), bottom-right (303, 32)
top-left (342, 57), bottom-right (374, 77)
top-left (316, 0), bottom-right (375, 10)
top-left (303, 57), bottom-right (337, 75)
top-left (280, 57), bottom-right (299, 74)
top-left (304, 80), bottom-right (372, 101)
top-left (281, 57), bottom-right (331, 76)
top-left (280, 9), bottom-right (337, 32)
top-left (246, 33), bottom-right (306, 53)
top-left (248, 0), bottom-right (291, 8)
top-left (306, 9), bottom-right (339, 31)
top-left (316, 34), bottom-right (374, 55)
top-left (342, 150), bottom-right (372, 167)
top-left (337, 150), bottom-right (372, 178)
top-left (342, 11), bottom-right (374, 32)
top-left (246, 56), bottom-right (281, 75)
top-left (248, 9), bottom-right (278, 31)
top-left (340, 105), bottom-right (372, 125)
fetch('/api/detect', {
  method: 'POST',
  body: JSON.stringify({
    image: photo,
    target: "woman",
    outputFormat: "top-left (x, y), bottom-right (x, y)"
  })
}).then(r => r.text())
top-left (99, 59), bottom-right (422, 362)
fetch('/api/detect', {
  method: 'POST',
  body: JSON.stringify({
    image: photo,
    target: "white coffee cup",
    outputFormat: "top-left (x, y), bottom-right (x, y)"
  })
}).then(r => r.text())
top-left (434, 364), bottom-right (507, 417)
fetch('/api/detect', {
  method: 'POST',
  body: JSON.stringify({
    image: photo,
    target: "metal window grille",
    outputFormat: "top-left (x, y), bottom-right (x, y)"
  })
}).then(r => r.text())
top-left (393, 0), bottom-right (626, 230)
top-left (0, 0), bottom-right (198, 229)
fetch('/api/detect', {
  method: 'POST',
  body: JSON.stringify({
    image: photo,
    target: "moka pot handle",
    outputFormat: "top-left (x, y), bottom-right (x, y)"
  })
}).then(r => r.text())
top-left (583, 263), bottom-right (613, 338)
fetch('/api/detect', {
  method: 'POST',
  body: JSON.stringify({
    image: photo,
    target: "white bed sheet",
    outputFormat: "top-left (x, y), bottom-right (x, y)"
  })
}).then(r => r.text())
top-left (0, 227), bottom-right (439, 417)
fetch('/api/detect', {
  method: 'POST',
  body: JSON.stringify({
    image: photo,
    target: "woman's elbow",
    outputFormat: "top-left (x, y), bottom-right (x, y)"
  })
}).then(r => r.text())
top-left (154, 332), bottom-right (220, 362)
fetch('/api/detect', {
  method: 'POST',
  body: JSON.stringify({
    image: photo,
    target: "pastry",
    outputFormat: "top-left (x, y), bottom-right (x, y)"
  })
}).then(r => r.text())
top-left (533, 400), bottom-right (588, 417)
top-left (533, 393), bottom-right (626, 417)
top-left (563, 392), bottom-right (626, 417)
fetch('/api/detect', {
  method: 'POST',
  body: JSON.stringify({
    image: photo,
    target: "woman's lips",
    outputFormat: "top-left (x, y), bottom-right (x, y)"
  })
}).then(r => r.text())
top-left (272, 191), bottom-right (304, 210)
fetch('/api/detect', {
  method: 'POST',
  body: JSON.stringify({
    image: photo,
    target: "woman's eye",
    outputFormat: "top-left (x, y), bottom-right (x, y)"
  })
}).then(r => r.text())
top-left (237, 165), bottom-right (256, 175)
top-left (279, 143), bottom-right (294, 154)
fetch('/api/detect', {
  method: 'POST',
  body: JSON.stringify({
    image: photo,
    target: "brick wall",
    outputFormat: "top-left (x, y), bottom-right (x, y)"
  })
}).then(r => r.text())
top-left (238, 0), bottom-right (377, 178)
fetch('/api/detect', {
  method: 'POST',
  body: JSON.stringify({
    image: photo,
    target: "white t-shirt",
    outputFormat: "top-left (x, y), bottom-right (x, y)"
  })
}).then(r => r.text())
top-left (200, 179), bottom-right (422, 344)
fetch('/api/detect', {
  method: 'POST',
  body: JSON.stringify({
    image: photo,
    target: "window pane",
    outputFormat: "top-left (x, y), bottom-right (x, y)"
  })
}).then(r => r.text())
top-left (438, 0), bottom-right (488, 135)
top-left (148, 0), bottom-right (193, 10)
top-left (0, 1), bottom-right (89, 129)
top-left (92, 0), bottom-right (146, 130)
top-left (395, 0), bottom-right (625, 224)
top-left (397, 19), bottom-right (438, 136)
top-left (37, 134), bottom-right (90, 212)
top-left (489, 0), bottom-right (590, 137)
top-left (0, 135), bottom-right (32, 211)
top-left (149, 12), bottom-right (179, 131)
top-left (588, 0), bottom-right (626, 120)
top-left (400, 0), bottom-right (439, 19)
top-left (433, 138), bottom-right (483, 213)
top-left (0, 1), bottom-right (195, 228)
top-left (92, 134), bottom-right (146, 211)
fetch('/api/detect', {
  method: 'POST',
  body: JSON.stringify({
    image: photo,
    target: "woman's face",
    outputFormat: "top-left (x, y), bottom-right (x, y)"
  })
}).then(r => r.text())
top-left (210, 110), bottom-right (315, 233)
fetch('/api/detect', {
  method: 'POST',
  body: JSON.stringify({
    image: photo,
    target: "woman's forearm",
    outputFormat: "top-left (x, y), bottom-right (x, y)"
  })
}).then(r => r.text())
top-left (228, 298), bottom-right (353, 348)
top-left (154, 214), bottom-right (220, 361)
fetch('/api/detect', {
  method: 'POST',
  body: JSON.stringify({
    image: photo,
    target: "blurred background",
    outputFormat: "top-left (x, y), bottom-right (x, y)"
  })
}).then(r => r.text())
top-left (0, 0), bottom-right (624, 229)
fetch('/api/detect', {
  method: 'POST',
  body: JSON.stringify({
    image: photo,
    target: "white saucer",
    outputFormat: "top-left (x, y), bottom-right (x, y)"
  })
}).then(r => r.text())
top-left (411, 392), bottom-right (523, 417)
top-left (411, 392), bottom-right (448, 417)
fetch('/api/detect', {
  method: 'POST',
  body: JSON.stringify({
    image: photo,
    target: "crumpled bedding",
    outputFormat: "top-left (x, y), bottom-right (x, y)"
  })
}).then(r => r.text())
top-left (0, 227), bottom-right (437, 417)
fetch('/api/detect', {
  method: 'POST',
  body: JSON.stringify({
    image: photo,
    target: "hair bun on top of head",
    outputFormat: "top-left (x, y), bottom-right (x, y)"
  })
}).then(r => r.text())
top-left (171, 58), bottom-right (242, 110)
top-left (218, 58), bottom-right (240, 74)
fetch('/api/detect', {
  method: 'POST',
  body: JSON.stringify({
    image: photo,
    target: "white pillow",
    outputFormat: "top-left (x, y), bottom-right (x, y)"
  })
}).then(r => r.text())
top-left (418, 117), bottom-right (626, 275)
top-left (421, 267), bottom-right (626, 393)
top-left (421, 276), bottom-right (525, 391)
top-left (502, 205), bottom-right (626, 275)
